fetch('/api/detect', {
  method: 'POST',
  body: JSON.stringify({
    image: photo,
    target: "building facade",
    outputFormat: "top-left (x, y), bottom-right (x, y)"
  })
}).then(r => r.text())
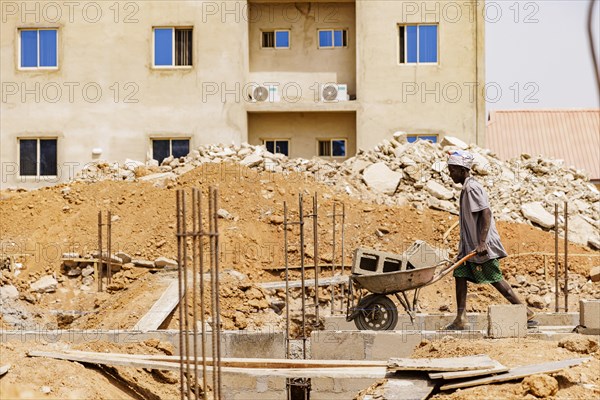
top-left (1, 0), bottom-right (485, 188)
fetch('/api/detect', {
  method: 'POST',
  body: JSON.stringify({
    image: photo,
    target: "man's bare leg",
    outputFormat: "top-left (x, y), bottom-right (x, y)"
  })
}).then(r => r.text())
top-left (491, 280), bottom-right (535, 320)
top-left (446, 277), bottom-right (468, 329)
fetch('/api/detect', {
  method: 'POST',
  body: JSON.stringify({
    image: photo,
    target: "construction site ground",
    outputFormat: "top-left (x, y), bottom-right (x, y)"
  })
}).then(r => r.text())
top-left (1, 164), bottom-right (599, 398)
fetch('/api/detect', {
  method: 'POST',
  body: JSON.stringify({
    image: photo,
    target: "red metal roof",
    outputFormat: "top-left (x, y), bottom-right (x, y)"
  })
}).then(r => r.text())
top-left (486, 109), bottom-right (600, 181)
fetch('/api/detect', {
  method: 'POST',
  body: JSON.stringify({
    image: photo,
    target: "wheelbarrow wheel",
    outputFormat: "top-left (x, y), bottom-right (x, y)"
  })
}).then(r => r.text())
top-left (354, 294), bottom-right (398, 331)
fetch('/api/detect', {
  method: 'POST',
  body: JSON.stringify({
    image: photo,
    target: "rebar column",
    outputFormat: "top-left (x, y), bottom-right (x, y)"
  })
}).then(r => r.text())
top-left (176, 191), bottom-right (185, 400)
top-left (312, 194), bottom-right (319, 325)
top-left (212, 187), bottom-right (222, 398)
top-left (331, 202), bottom-right (336, 314)
top-left (191, 189), bottom-right (200, 400)
top-left (564, 201), bottom-right (569, 312)
top-left (107, 211), bottom-right (112, 285)
top-left (299, 194), bottom-right (307, 358)
top-left (284, 201), bottom-right (290, 359)
top-left (97, 211), bottom-right (103, 292)
top-left (197, 190), bottom-right (208, 399)
top-left (554, 203), bottom-right (559, 312)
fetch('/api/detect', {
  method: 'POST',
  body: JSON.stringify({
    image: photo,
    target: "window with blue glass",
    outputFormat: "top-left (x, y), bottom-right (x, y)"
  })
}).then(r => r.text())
top-left (152, 139), bottom-right (190, 164)
top-left (262, 30), bottom-right (290, 49)
top-left (399, 24), bottom-right (437, 64)
top-left (407, 135), bottom-right (438, 143)
top-left (154, 27), bottom-right (192, 67)
top-left (264, 140), bottom-right (289, 156)
top-left (20, 29), bottom-right (58, 68)
top-left (318, 139), bottom-right (346, 157)
top-left (318, 29), bottom-right (348, 48)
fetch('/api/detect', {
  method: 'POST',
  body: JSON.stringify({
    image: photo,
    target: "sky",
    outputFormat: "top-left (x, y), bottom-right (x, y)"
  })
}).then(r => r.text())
top-left (486, 0), bottom-right (600, 110)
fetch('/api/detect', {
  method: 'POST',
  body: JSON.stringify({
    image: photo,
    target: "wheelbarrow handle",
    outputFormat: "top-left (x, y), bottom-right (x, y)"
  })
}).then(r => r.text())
top-left (429, 251), bottom-right (477, 285)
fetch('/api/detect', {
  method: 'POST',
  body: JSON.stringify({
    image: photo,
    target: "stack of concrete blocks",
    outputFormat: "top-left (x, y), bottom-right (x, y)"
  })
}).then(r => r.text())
top-left (579, 300), bottom-right (600, 335)
top-left (487, 304), bottom-right (528, 338)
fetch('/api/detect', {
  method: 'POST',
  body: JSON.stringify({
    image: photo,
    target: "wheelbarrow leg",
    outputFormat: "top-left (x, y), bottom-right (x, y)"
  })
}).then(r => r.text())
top-left (394, 292), bottom-right (416, 324)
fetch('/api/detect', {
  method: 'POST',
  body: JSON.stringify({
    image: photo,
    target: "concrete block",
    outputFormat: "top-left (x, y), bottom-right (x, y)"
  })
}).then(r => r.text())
top-left (312, 392), bottom-right (354, 400)
top-left (488, 305), bottom-right (527, 338)
top-left (311, 377), bottom-right (336, 392)
top-left (220, 331), bottom-right (285, 359)
top-left (369, 332), bottom-right (422, 359)
top-left (580, 300), bottom-right (600, 334)
top-left (221, 372), bottom-right (257, 391)
top-left (310, 331), bottom-right (367, 360)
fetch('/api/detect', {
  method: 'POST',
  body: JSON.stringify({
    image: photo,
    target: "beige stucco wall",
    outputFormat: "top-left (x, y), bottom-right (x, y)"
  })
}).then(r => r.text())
top-left (248, 111), bottom-right (356, 159)
top-left (249, 1), bottom-right (356, 98)
top-left (1, 0), bottom-right (249, 188)
top-left (356, 0), bottom-right (485, 149)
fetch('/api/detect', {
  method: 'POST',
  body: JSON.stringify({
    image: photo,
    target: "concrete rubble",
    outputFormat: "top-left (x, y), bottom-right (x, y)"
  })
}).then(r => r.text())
top-left (71, 133), bottom-right (599, 248)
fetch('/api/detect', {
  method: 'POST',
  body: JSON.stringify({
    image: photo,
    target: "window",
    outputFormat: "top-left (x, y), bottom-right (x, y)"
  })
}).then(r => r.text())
top-left (262, 30), bottom-right (290, 49)
top-left (152, 139), bottom-right (190, 164)
top-left (398, 24), bottom-right (437, 63)
top-left (407, 134), bottom-right (438, 143)
top-left (318, 139), bottom-right (346, 157)
top-left (19, 29), bottom-right (58, 68)
top-left (264, 140), bottom-right (289, 156)
top-left (154, 28), bottom-right (192, 67)
top-left (19, 138), bottom-right (57, 176)
top-left (318, 29), bottom-right (348, 48)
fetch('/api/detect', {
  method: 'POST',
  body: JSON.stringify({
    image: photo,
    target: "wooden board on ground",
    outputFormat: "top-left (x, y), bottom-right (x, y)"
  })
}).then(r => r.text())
top-left (388, 355), bottom-right (496, 372)
top-left (259, 275), bottom-right (349, 290)
top-left (429, 360), bottom-right (508, 380)
top-left (28, 351), bottom-right (386, 379)
top-left (383, 372), bottom-right (436, 400)
top-left (440, 358), bottom-right (591, 391)
top-left (132, 279), bottom-right (179, 332)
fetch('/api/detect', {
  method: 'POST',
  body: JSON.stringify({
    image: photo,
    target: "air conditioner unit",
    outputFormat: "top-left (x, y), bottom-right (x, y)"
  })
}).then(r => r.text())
top-left (249, 84), bottom-right (280, 103)
top-left (321, 83), bottom-right (349, 102)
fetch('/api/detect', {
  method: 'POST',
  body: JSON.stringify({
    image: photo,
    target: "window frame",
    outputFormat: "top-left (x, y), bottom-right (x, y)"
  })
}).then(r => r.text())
top-left (152, 26), bottom-right (193, 69)
top-left (261, 29), bottom-right (291, 49)
top-left (317, 29), bottom-right (349, 49)
top-left (263, 139), bottom-right (290, 156)
top-left (151, 137), bottom-right (191, 163)
top-left (18, 28), bottom-right (59, 70)
top-left (317, 138), bottom-right (347, 158)
top-left (17, 137), bottom-right (58, 177)
top-left (398, 24), bottom-right (439, 65)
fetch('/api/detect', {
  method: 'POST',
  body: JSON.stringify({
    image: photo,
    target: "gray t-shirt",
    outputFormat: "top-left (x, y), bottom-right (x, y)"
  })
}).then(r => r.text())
top-left (458, 177), bottom-right (508, 263)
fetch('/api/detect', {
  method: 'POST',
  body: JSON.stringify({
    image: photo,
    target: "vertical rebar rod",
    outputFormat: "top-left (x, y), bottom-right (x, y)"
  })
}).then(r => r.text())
top-left (208, 190), bottom-right (218, 399)
top-left (554, 203), bottom-right (559, 313)
top-left (183, 194), bottom-right (193, 400)
top-left (176, 191), bottom-right (185, 400)
top-left (198, 191), bottom-right (207, 399)
top-left (299, 194), bottom-right (306, 359)
top-left (331, 202), bottom-right (336, 315)
top-left (98, 211), bottom-right (102, 293)
top-left (107, 211), bottom-right (112, 285)
top-left (191, 189), bottom-right (199, 400)
top-left (284, 201), bottom-right (290, 359)
top-left (313, 194), bottom-right (319, 325)
top-left (564, 201), bottom-right (569, 312)
top-left (212, 187), bottom-right (222, 399)
top-left (340, 203), bottom-right (346, 313)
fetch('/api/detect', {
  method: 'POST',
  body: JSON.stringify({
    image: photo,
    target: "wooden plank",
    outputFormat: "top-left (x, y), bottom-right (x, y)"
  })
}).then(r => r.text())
top-left (440, 358), bottom-right (591, 391)
top-left (61, 350), bottom-right (386, 368)
top-left (28, 351), bottom-right (386, 378)
top-left (429, 360), bottom-right (508, 380)
top-left (383, 373), bottom-right (436, 400)
top-left (259, 275), bottom-right (349, 290)
top-left (388, 355), bottom-right (496, 372)
top-left (133, 280), bottom-right (179, 332)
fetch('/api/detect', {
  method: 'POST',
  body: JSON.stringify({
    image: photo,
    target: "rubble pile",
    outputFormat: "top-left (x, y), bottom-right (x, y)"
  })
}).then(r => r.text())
top-left (73, 133), bottom-right (599, 248)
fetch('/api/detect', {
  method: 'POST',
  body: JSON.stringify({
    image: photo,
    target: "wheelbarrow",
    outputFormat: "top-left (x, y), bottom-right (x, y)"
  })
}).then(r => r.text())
top-left (346, 251), bottom-right (477, 330)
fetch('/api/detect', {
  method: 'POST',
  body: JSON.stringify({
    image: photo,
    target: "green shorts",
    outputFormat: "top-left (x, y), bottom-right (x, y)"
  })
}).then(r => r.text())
top-left (453, 258), bottom-right (504, 284)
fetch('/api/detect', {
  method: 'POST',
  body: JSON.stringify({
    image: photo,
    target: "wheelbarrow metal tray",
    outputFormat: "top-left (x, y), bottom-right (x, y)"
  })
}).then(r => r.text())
top-left (352, 265), bottom-right (439, 294)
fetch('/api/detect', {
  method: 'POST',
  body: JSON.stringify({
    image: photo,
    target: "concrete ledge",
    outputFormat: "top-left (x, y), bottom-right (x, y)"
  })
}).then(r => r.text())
top-left (324, 312), bottom-right (580, 331)
top-left (0, 329), bottom-right (285, 358)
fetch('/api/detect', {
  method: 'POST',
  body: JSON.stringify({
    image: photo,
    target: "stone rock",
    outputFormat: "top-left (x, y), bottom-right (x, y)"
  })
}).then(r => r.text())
top-left (0, 285), bottom-right (19, 300)
top-left (82, 276), bottom-right (94, 286)
top-left (558, 337), bottom-right (598, 354)
top-left (441, 136), bottom-right (468, 149)
top-left (521, 202), bottom-right (555, 228)
top-left (66, 268), bottom-right (82, 277)
top-left (526, 294), bottom-right (545, 309)
top-left (589, 235), bottom-right (600, 250)
top-left (138, 172), bottom-right (177, 182)
top-left (30, 276), bottom-right (58, 293)
top-left (590, 266), bottom-right (600, 283)
top-left (240, 153), bottom-right (263, 168)
top-left (61, 252), bottom-right (80, 259)
top-left (132, 259), bottom-right (154, 268)
top-left (522, 374), bottom-right (558, 398)
top-left (351, 160), bottom-right (371, 174)
top-left (81, 266), bottom-right (95, 277)
top-left (115, 251), bottom-right (132, 264)
top-left (362, 162), bottom-right (402, 195)
top-left (567, 215), bottom-right (597, 245)
top-left (154, 257), bottom-right (178, 268)
top-left (217, 209), bottom-right (234, 220)
top-left (268, 215), bottom-right (284, 225)
top-left (425, 180), bottom-right (454, 200)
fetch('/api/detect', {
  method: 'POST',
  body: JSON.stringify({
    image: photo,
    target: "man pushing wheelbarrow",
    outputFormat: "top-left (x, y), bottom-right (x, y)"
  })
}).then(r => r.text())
top-left (444, 150), bottom-right (538, 330)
